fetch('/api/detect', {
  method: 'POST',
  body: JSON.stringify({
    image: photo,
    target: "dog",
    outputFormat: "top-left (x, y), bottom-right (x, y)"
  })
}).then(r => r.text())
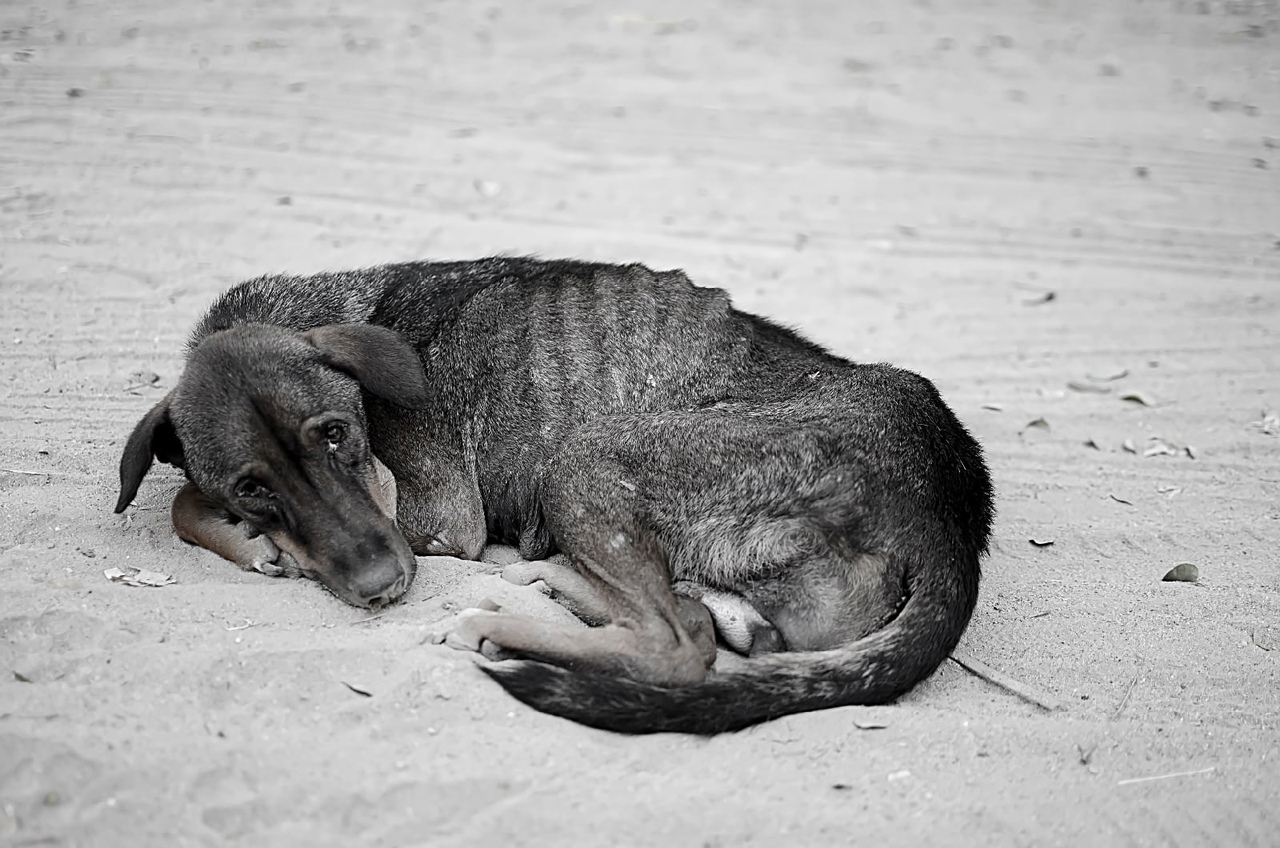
top-left (115, 257), bottom-right (994, 734)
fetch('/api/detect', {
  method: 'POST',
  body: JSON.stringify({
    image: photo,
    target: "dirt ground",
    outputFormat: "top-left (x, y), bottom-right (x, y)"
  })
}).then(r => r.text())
top-left (2, 1), bottom-right (1278, 845)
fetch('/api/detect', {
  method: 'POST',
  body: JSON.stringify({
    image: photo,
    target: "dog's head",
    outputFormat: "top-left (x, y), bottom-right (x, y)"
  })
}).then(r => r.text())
top-left (115, 323), bottom-right (429, 609)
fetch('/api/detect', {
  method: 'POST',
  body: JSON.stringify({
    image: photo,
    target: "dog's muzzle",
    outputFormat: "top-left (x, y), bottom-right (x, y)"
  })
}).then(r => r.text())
top-left (341, 555), bottom-right (413, 609)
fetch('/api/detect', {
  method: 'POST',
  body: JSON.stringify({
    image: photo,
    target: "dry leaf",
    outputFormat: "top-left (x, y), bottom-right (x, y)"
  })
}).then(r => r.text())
top-left (1067, 381), bottom-right (1110, 394)
top-left (130, 569), bottom-right (176, 587)
top-left (1083, 438), bottom-right (1101, 450)
top-left (1162, 563), bottom-right (1199, 583)
top-left (1120, 391), bottom-right (1157, 407)
top-left (1023, 291), bottom-right (1056, 306)
top-left (103, 566), bottom-right (175, 588)
top-left (1020, 417), bottom-right (1050, 436)
top-left (1122, 439), bottom-right (1137, 454)
top-left (1184, 445), bottom-right (1198, 459)
top-left (1143, 440), bottom-right (1178, 458)
top-left (1253, 411), bottom-right (1280, 436)
top-left (1029, 538), bottom-right (1055, 548)
top-left (1253, 627), bottom-right (1275, 651)
top-left (1088, 368), bottom-right (1129, 382)
top-left (853, 719), bottom-right (888, 730)
top-left (981, 403), bottom-right (1004, 412)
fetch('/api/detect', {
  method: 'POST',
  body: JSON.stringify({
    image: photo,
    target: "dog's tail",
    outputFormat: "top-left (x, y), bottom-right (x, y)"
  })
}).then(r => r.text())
top-left (479, 548), bottom-right (979, 735)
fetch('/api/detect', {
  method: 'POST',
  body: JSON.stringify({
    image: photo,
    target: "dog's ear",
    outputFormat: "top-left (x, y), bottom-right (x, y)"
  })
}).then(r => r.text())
top-left (304, 324), bottom-right (430, 409)
top-left (115, 389), bottom-right (186, 513)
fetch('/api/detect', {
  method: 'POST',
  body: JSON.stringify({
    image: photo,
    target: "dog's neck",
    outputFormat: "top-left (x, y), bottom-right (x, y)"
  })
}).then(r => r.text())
top-left (187, 258), bottom-right (528, 352)
top-left (188, 271), bottom-right (390, 349)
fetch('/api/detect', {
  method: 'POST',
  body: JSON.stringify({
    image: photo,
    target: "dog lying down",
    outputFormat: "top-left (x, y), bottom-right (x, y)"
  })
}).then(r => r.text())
top-left (115, 257), bottom-right (994, 734)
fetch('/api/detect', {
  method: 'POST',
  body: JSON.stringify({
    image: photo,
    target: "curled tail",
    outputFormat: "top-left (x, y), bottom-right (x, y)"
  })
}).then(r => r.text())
top-left (480, 552), bottom-right (980, 735)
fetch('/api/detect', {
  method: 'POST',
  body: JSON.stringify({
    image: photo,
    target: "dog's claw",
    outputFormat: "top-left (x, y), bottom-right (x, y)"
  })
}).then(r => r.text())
top-left (250, 536), bottom-right (285, 576)
top-left (240, 534), bottom-right (303, 579)
top-left (273, 550), bottom-right (305, 579)
top-left (237, 533), bottom-right (281, 574)
top-left (436, 608), bottom-right (499, 654)
top-left (254, 559), bottom-right (286, 577)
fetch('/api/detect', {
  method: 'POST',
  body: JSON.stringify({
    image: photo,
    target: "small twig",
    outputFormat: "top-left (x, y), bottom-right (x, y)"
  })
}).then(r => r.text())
top-left (223, 619), bottom-right (259, 632)
top-left (1111, 673), bottom-right (1138, 720)
top-left (950, 648), bottom-right (1063, 711)
top-left (351, 611), bottom-right (387, 625)
top-left (342, 680), bottom-right (373, 697)
top-left (1, 468), bottom-right (50, 476)
top-left (1117, 766), bottom-right (1215, 786)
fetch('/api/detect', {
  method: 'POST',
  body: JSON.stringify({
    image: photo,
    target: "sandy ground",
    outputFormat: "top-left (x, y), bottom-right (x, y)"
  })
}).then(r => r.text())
top-left (2, 1), bottom-right (1279, 845)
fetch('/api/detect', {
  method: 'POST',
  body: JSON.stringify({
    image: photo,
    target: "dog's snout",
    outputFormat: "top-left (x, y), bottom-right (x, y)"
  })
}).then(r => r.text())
top-left (348, 557), bottom-right (410, 608)
top-left (363, 576), bottom-right (407, 609)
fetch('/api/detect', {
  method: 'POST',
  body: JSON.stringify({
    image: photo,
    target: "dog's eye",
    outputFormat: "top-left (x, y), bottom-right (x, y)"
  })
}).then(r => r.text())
top-left (325, 422), bottom-right (347, 449)
top-left (235, 478), bottom-right (269, 500)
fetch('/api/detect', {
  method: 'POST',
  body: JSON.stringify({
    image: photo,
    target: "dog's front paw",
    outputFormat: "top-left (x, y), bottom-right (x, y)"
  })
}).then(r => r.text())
top-left (237, 528), bottom-right (302, 578)
top-left (257, 549), bottom-right (304, 579)
top-left (438, 607), bottom-right (497, 652)
top-left (430, 602), bottom-right (516, 660)
top-left (500, 560), bottom-right (549, 590)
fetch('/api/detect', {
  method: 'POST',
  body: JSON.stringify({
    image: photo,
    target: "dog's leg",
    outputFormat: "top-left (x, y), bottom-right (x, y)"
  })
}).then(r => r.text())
top-left (171, 482), bottom-right (301, 577)
top-left (503, 557), bottom-right (717, 666)
top-left (443, 519), bottom-right (711, 683)
top-left (441, 416), bottom-right (758, 684)
top-left (501, 557), bottom-right (611, 623)
top-left (443, 407), bottom-right (908, 685)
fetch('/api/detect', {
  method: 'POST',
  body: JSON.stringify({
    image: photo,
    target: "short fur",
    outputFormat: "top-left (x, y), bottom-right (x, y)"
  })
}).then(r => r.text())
top-left (116, 257), bottom-right (994, 734)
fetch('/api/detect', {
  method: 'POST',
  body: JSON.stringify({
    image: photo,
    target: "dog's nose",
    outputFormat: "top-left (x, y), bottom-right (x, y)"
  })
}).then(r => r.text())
top-left (348, 558), bottom-right (409, 608)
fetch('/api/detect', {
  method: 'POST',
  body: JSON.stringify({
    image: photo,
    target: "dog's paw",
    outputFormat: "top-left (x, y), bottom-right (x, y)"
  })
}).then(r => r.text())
top-left (234, 533), bottom-right (279, 574)
top-left (478, 639), bottom-right (517, 662)
top-left (501, 560), bottom-right (549, 589)
top-left (442, 608), bottom-right (498, 652)
top-left (236, 531), bottom-right (302, 579)
top-left (430, 604), bottom-right (509, 656)
top-left (252, 555), bottom-right (287, 578)
top-left (265, 549), bottom-right (305, 579)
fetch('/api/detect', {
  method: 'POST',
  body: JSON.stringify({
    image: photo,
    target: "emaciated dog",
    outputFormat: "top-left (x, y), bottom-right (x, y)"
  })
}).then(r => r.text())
top-left (115, 258), bottom-right (994, 734)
